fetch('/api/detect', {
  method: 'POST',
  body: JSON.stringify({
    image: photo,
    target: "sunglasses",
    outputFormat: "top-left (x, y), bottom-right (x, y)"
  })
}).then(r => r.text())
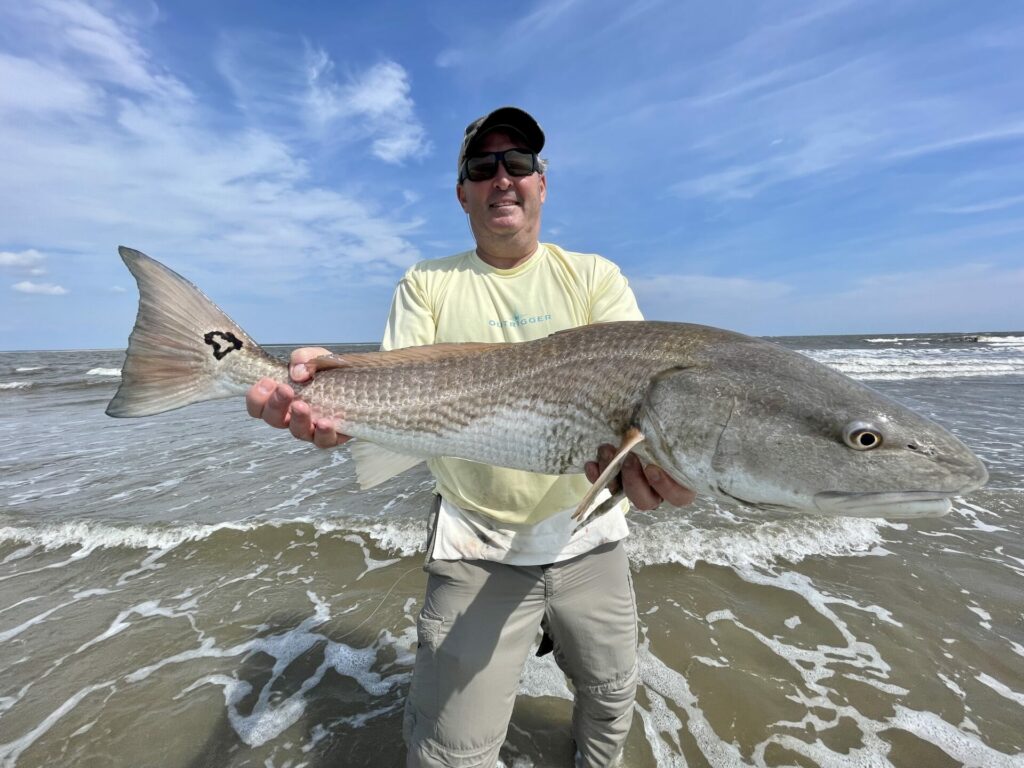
top-left (460, 149), bottom-right (541, 183)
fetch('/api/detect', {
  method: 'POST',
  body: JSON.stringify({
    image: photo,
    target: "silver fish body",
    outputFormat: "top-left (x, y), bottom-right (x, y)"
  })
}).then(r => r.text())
top-left (107, 247), bottom-right (988, 518)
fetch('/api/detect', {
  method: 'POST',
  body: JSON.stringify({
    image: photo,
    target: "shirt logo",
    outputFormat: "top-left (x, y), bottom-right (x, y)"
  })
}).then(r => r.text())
top-left (488, 310), bottom-right (552, 328)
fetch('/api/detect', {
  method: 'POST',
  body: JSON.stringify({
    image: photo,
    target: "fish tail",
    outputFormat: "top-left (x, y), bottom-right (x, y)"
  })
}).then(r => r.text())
top-left (106, 246), bottom-right (287, 418)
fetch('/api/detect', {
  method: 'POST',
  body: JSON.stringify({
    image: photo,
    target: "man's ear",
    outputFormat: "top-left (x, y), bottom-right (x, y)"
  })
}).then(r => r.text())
top-left (456, 183), bottom-right (469, 212)
top-left (539, 173), bottom-right (547, 204)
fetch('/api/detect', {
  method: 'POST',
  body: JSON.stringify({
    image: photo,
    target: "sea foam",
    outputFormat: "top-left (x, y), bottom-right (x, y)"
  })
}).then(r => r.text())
top-left (625, 514), bottom-right (891, 570)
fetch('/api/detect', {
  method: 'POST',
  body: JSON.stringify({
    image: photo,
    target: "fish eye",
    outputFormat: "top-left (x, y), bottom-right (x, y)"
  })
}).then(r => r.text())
top-left (843, 421), bottom-right (883, 451)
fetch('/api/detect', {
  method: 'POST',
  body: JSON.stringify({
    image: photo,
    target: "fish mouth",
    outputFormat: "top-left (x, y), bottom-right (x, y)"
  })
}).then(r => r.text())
top-left (813, 491), bottom-right (955, 518)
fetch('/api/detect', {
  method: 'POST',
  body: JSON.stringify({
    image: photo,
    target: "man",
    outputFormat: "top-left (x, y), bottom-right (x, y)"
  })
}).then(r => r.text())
top-left (246, 107), bottom-right (693, 767)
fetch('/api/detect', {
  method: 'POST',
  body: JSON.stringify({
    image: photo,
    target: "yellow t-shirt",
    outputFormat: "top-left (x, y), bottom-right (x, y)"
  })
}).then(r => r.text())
top-left (381, 243), bottom-right (643, 525)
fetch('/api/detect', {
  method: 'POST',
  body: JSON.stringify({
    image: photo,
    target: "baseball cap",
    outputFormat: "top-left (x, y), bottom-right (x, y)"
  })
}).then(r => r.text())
top-left (457, 106), bottom-right (545, 178)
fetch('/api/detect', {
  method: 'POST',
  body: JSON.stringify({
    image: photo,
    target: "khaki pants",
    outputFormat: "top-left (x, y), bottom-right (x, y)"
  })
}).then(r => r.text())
top-left (403, 510), bottom-right (638, 768)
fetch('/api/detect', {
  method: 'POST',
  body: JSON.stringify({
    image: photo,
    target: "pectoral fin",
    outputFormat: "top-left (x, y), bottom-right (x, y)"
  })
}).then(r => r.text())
top-left (572, 428), bottom-right (646, 522)
top-left (348, 441), bottom-right (425, 489)
top-left (573, 491), bottom-right (627, 534)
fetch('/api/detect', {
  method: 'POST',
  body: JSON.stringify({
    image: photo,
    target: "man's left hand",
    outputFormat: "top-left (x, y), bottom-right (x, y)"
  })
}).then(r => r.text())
top-left (584, 445), bottom-right (696, 511)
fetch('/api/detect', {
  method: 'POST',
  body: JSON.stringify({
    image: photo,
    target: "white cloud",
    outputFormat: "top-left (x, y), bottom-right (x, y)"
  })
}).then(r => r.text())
top-left (303, 54), bottom-right (430, 164)
top-left (0, 2), bottom-right (425, 292)
top-left (0, 249), bottom-right (46, 269)
top-left (887, 123), bottom-right (1024, 161)
top-left (216, 34), bottom-right (429, 165)
top-left (0, 53), bottom-right (101, 115)
top-left (15, 0), bottom-right (179, 96)
top-left (929, 194), bottom-right (1024, 215)
top-left (13, 281), bottom-right (68, 295)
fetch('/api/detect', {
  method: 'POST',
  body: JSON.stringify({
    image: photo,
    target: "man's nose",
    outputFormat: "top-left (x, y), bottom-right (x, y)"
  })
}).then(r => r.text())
top-left (492, 166), bottom-right (513, 190)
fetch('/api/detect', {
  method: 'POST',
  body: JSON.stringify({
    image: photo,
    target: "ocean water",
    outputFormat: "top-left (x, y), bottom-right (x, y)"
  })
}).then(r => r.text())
top-left (1, 333), bottom-right (1022, 767)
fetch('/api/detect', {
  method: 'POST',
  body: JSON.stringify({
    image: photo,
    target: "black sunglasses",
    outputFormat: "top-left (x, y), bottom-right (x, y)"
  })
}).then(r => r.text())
top-left (460, 149), bottom-right (540, 183)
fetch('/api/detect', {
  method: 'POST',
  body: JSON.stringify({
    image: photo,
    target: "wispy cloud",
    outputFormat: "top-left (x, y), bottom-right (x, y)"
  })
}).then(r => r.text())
top-left (887, 123), bottom-right (1024, 161)
top-left (216, 33), bottom-right (429, 164)
top-left (12, 281), bottom-right (68, 295)
top-left (929, 194), bottom-right (1024, 216)
top-left (0, 2), bottom-right (426, 285)
top-left (0, 249), bottom-right (46, 270)
top-left (305, 55), bottom-right (429, 164)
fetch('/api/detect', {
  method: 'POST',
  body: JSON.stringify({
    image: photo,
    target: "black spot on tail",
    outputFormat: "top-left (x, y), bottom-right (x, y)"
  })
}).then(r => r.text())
top-left (204, 330), bottom-right (243, 360)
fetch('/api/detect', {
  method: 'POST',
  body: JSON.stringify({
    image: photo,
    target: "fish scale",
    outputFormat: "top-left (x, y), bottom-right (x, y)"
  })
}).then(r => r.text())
top-left (107, 247), bottom-right (988, 518)
top-left (297, 324), bottom-right (676, 473)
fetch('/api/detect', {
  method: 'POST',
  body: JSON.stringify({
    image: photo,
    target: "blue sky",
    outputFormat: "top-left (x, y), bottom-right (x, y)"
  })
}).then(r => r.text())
top-left (1, 0), bottom-right (1023, 350)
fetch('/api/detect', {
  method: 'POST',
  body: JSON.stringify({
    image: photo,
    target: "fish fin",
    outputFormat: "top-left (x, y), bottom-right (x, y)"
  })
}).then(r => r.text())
top-left (572, 428), bottom-right (647, 521)
top-left (106, 247), bottom-right (283, 418)
top-left (308, 342), bottom-right (501, 372)
top-left (573, 491), bottom-right (626, 534)
top-left (348, 441), bottom-right (425, 489)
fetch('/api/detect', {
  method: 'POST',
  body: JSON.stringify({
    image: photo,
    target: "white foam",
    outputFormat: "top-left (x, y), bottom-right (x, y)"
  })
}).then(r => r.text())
top-left (2, 544), bottom-right (38, 563)
top-left (630, 561), bottom-right (1024, 767)
top-left (0, 596), bottom-right (42, 616)
top-left (14, 367), bottom-right (41, 372)
top-left (967, 605), bottom-right (992, 629)
top-left (801, 347), bottom-right (1024, 380)
top-left (625, 515), bottom-right (889, 570)
top-left (104, 477), bottom-right (185, 502)
top-left (976, 674), bottom-right (1024, 708)
top-left (638, 642), bottom-right (746, 767)
top-left (0, 601), bottom-right (74, 643)
top-left (0, 682), bottom-right (115, 766)
top-left (976, 335), bottom-right (1024, 346)
top-left (517, 647), bottom-right (573, 700)
top-left (0, 520), bottom-right (261, 553)
top-left (0, 381), bottom-right (31, 390)
top-left (887, 705), bottom-right (1024, 767)
top-left (86, 367), bottom-right (121, 377)
top-left (75, 599), bottom-right (184, 654)
top-left (342, 534), bottom-right (403, 579)
top-left (132, 591), bottom-right (410, 748)
top-left (938, 672), bottom-right (966, 698)
top-left (331, 519), bottom-right (428, 557)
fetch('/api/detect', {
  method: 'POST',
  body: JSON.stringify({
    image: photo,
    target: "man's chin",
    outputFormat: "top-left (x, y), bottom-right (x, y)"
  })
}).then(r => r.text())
top-left (486, 212), bottom-right (524, 230)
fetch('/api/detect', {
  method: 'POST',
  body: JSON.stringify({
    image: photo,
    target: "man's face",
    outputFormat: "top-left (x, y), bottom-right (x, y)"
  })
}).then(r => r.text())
top-left (457, 130), bottom-right (546, 244)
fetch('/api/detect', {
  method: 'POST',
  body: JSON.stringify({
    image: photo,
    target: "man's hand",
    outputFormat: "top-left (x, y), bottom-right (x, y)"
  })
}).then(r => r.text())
top-left (245, 347), bottom-right (351, 449)
top-left (584, 444), bottom-right (695, 511)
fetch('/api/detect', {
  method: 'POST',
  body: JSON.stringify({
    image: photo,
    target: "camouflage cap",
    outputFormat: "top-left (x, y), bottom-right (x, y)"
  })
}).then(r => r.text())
top-left (457, 106), bottom-right (545, 179)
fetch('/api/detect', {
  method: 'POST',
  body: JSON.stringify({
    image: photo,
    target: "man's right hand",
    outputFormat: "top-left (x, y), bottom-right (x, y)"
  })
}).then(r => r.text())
top-left (245, 347), bottom-right (351, 449)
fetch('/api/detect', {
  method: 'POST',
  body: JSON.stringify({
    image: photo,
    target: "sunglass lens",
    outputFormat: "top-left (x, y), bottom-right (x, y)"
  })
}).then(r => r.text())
top-left (465, 155), bottom-right (498, 182)
top-left (463, 150), bottom-right (537, 181)
top-left (503, 150), bottom-right (536, 176)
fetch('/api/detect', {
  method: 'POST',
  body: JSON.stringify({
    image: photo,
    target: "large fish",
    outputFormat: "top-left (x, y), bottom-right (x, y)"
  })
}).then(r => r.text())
top-left (107, 247), bottom-right (987, 519)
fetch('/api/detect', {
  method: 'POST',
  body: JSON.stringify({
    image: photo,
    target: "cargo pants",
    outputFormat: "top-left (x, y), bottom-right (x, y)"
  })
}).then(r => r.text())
top-left (402, 501), bottom-right (639, 768)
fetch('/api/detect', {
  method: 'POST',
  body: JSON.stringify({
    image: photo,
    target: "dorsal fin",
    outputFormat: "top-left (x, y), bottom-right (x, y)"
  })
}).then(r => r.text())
top-left (308, 342), bottom-right (501, 373)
